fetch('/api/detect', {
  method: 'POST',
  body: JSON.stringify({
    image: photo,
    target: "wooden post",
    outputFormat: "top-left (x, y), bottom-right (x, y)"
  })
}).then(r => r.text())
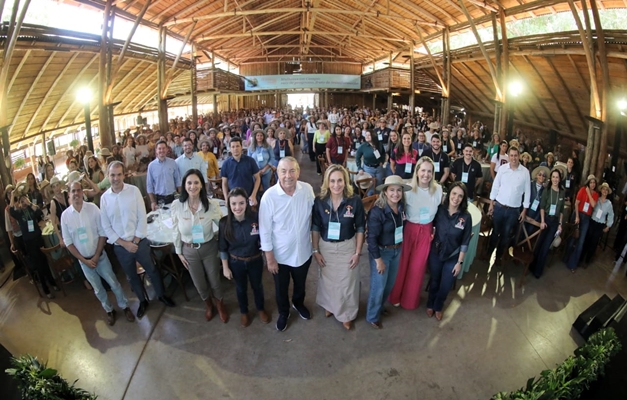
top-left (387, 92), bottom-right (393, 112)
top-left (98, 0), bottom-right (114, 149)
top-left (492, 12), bottom-right (502, 135)
top-left (191, 45), bottom-right (198, 129)
top-left (409, 41), bottom-right (415, 116)
top-left (157, 25), bottom-right (169, 132)
top-left (441, 28), bottom-right (451, 126)
top-left (211, 51), bottom-right (218, 118)
top-left (499, 8), bottom-right (509, 135)
top-left (590, 0), bottom-right (610, 179)
top-left (372, 93), bottom-right (376, 110)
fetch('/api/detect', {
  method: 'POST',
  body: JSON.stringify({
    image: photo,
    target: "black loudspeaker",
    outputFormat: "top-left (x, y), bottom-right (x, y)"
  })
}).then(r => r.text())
top-left (46, 140), bottom-right (55, 155)
top-left (573, 294), bottom-right (626, 340)
top-left (549, 129), bottom-right (558, 146)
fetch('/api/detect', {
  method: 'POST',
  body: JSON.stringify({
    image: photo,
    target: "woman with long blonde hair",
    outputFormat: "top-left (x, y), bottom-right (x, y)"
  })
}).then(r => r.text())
top-left (388, 156), bottom-right (442, 310)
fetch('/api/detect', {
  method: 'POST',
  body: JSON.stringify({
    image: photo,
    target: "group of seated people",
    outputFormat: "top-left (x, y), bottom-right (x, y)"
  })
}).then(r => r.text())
top-left (3, 105), bottom-right (624, 333)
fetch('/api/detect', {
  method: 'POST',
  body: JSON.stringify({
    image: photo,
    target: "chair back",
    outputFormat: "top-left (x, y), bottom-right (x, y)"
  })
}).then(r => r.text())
top-left (514, 217), bottom-right (543, 252)
top-left (317, 155), bottom-right (328, 177)
top-left (362, 195), bottom-right (378, 213)
top-left (208, 178), bottom-right (225, 200)
top-left (40, 244), bottom-right (77, 296)
top-left (355, 177), bottom-right (376, 198)
top-left (149, 242), bottom-right (189, 301)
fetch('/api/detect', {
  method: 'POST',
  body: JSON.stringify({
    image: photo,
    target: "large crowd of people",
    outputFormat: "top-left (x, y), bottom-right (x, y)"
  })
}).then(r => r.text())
top-left (2, 105), bottom-right (624, 330)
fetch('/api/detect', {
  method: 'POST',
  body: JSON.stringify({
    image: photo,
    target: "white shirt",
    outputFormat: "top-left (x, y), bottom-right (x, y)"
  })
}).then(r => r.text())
top-left (170, 198), bottom-right (223, 255)
top-left (100, 183), bottom-right (147, 244)
top-left (490, 162), bottom-right (531, 209)
top-left (491, 153), bottom-right (509, 174)
top-left (328, 113), bottom-right (338, 124)
top-left (61, 202), bottom-right (105, 257)
top-left (259, 181), bottom-right (315, 267)
top-left (405, 184), bottom-right (443, 224)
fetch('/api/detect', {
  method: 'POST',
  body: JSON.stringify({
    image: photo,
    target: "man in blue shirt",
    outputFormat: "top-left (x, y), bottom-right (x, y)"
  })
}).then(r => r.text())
top-left (221, 137), bottom-right (261, 206)
top-left (175, 138), bottom-right (208, 186)
top-left (171, 135), bottom-right (183, 158)
top-left (147, 140), bottom-right (180, 210)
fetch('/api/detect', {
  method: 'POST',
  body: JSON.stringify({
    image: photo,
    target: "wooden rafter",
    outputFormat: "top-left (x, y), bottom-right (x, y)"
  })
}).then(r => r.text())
top-left (11, 53), bottom-right (55, 138)
top-left (450, 64), bottom-right (494, 111)
top-left (7, 50), bottom-right (31, 92)
top-left (415, 26), bottom-right (447, 97)
top-left (544, 57), bottom-right (587, 129)
top-left (508, 59), bottom-right (559, 130)
top-left (117, 66), bottom-right (155, 112)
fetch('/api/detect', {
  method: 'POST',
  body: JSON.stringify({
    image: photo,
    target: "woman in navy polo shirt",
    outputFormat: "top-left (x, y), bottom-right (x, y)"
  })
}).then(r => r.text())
top-left (219, 187), bottom-right (271, 327)
top-left (247, 129), bottom-right (275, 192)
top-left (312, 165), bottom-right (365, 330)
top-left (426, 182), bottom-right (471, 321)
top-left (355, 130), bottom-right (386, 195)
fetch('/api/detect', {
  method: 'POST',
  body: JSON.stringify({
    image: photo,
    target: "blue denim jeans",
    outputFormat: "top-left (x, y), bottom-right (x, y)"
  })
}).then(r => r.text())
top-left (363, 165), bottom-right (385, 196)
top-left (530, 217), bottom-right (560, 277)
top-left (366, 247), bottom-right (402, 323)
top-left (565, 213), bottom-right (591, 270)
top-left (488, 203), bottom-right (520, 260)
top-left (230, 256), bottom-right (265, 314)
top-left (426, 252), bottom-right (457, 312)
top-left (113, 238), bottom-right (165, 301)
top-left (79, 251), bottom-right (128, 313)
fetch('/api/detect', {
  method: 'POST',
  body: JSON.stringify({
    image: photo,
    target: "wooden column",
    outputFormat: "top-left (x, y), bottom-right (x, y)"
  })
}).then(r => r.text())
top-left (98, 0), bottom-right (114, 149)
top-left (211, 51), bottom-right (218, 117)
top-left (157, 25), bottom-right (169, 132)
top-left (498, 8), bottom-right (509, 136)
top-left (190, 45), bottom-right (198, 129)
top-left (372, 93), bottom-right (376, 110)
top-left (591, 0), bottom-right (610, 178)
top-left (492, 12), bottom-right (502, 136)
top-left (409, 42), bottom-right (415, 116)
top-left (441, 28), bottom-right (451, 126)
top-left (387, 92), bottom-right (393, 111)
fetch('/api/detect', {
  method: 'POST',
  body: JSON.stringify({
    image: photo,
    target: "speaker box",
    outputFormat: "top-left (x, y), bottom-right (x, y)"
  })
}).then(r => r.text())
top-left (573, 294), bottom-right (626, 340)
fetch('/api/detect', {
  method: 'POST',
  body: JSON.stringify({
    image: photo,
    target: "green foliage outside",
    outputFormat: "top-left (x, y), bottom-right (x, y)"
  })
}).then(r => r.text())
top-left (5, 355), bottom-right (97, 400)
top-left (491, 328), bottom-right (622, 400)
top-left (13, 158), bottom-right (25, 169)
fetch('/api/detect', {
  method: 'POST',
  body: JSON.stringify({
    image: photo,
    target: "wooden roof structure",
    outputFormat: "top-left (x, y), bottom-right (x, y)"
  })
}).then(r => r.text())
top-left (0, 0), bottom-right (626, 163)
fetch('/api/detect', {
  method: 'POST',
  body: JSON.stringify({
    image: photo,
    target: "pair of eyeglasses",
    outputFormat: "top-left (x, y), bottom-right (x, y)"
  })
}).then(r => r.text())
top-left (537, 173), bottom-right (546, 177)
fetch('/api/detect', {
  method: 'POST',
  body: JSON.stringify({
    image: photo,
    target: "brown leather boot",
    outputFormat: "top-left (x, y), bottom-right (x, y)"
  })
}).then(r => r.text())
top-left (215, 298), bottom-right (229, 323)
top-left (258, 309), bottom-right (271, 324)
top-left (204, 298), bottom-right (214, 321)
top-left (240, 313), bottom-right (251, 327)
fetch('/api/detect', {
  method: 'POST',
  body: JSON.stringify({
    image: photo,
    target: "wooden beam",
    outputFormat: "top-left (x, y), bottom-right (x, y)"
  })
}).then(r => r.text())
top-left (10, 53), bottom-right (56, 138)
top-left (116, 0), bottom-right (151, 70)
top-left (388, 0), bottom-right (445, 25)
top-left (590, 0), bottom-right (610, 178)
top-left (58, 73), bottom-right (99, 128)
top-left (508, 59), bottom-right (559, 130)
top-left (522, 55), bottom-right (575, 134)
top-left (415, 25), bottom-right (447, 97)
top-left (458, 0), bottom-right (502, 101)
top-left (118, 66), bottom-right (155, 112)
top-left (165, 7), bottom-right (442, 28)
top-left (462, 61), bottom-right (495, 98)
top-left (7, 50), bottom-right (30, 92)
top-left (450, 64), bottom-right (494, 111)
top-left (498, 7), bottom-right (509, 135)
top-left (545, 57), bottom-right (587, 129)
top-left (196, 30), bottom-right (408, 43)
top-left (465, 0), bottom-right (498, 12)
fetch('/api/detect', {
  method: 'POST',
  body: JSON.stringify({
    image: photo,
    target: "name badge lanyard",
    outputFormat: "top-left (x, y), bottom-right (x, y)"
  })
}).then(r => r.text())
top-left (392, 210), bottom-right (403, 244)
top-left (531, 187), bottom-right (542, 211)
top-left (327, 206), bottom-right (342, 240)
top-left (549, 189), bottom-right (557, 216)
top-left (191, 205), bottom-right (205, 244)
top-left (461, 160), bottom-right (470, 183)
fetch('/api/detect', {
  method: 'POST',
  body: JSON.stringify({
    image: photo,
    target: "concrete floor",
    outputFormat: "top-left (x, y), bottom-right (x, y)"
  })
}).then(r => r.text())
top-left (2, 150), bottom-right (627, 400)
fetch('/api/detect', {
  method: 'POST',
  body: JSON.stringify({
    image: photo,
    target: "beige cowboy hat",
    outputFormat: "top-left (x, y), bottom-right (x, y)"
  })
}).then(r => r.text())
top-left (356, 172), bottom-right (374, 189)
top-left (100, 148), bottom-right (111, 156)
top-left (4, 184), bottom-right (15, 196)
top-left (599, 182), bottom-right (612, 194)
top-left (584, 174), bottom-right (597, 186)
top-left (66, 171), bottom-right (83, 184)
top-left (531, 166), bottom-right (550, 181)
top-left (50, 176), bottom-right (65, 187)
top-left (553, 162), bottom-right (567, 180)
top-left (551, 235), bottom-right (562, 248)
top-left (376, 175), bottom-right (411, 192)
top-left (275, 127), bottom-right (291, 140)
top-left (39, 179), bottom-right (50, 190)
top-left (316, 120), bottom-right (328, 128)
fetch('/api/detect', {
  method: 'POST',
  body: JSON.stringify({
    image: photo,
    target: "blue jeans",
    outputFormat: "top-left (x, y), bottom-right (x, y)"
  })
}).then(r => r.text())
top-left (366, 247), bottom-right (402, 323)
top-left (363, 165), bottom-right (385, 196)
top-left (79, 251), bottom-right (128, 313)
top-left (565, 213), bottom-right (591, 270)
top-left (113, 238), bottom-right (165, 301)
top-left (260, 170), bottom-right (272, 192)
top-left (230, 256), bottom-right (265, 314)
top-left (530, 217), bottom-right (560, 277)
top-left (488, 203), bottom-right (520, 260)
top-left (426, 252), bottom-right (457, 312)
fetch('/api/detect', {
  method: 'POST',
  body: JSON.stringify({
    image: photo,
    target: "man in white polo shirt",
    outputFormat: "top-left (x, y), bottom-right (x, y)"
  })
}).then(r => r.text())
top-left (260, 157), bottom-right (315, 332)
top-left (61, 181), bottom-right (135, 325)
top-left (488, 146), bottom-right (531, 265)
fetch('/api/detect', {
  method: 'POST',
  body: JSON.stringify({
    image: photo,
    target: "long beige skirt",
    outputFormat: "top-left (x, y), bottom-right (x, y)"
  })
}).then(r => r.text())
top-left (316, 237), bottom-right (359, 322)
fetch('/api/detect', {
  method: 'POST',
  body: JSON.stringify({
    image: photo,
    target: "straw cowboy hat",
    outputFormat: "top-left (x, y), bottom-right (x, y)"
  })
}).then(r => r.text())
top-left (599, 182), bottom-right (612, 194)
top-left (531, 166), bottom-right (550, 181)
top-left (316, 120), bottom-right (328, 128)
top-left (66, 171), bottom-right (83, 184)
top-left (355, 172), bottom-right (374, 190)
top-left (376, 175), bottom-right (411, 192)
top-left (584, 174), bottom-right (597, 186)
top-left (553, 162), bottom-right (567, 180)
top-left (100, 148), bottom-right (111, 157)
top-left (4, 184), bottom-right (14, 196)
top-left (50, 176), bottom-right (65, 187)
top-left (38, 179), bottom-right (50, 190)
top-left (275, 127), bottom-right (291, 140)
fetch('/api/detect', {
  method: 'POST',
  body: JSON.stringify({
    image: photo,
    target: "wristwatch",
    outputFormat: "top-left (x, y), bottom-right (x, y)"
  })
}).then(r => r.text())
top-left (312, 249), bottom-right (319, 253)
top-left (133, 239), bottom-right (140, 245)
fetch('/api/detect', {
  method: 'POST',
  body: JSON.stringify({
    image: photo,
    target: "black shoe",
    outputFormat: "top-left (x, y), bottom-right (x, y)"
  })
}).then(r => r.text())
top-left (276, 313), bottom-right (290, 332)
top-left (107, 310), bottom-right (117, 326)
top-left (159, 296), bottom-right (175, 307)
top-left (137, 301), bottom-right (149, 319)
top-left (292, 304), bottom-right (311, 320)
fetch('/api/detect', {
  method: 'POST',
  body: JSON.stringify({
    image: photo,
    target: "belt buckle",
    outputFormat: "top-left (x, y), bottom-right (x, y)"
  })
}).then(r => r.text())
top-left (192, 242), bottom-right (201, 249)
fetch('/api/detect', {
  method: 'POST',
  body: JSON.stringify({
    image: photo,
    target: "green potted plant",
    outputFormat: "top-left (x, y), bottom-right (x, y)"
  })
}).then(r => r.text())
top-left (69, 139), bottom-right (80, 148)
top-left (5, 354), bottom-right (97, 400)
top-left (13, 158), bottom-right (25, 170)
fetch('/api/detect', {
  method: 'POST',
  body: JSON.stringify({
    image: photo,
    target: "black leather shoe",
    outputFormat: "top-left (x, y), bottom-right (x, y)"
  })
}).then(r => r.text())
top-left (159, 296), bottom-right (175, 307)
top-left (137, 301), bottom-right (149, 319)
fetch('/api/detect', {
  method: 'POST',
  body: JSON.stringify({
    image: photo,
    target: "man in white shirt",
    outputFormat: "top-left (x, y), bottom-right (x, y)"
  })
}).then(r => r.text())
top-left (488, 147), bottom-right (531, 265)
top-left (259, 157), bottom-right (315, 332)
top-left (100, 161), bottom-right (175, 319)
top-left (61, 181), bottom-right (135, 325)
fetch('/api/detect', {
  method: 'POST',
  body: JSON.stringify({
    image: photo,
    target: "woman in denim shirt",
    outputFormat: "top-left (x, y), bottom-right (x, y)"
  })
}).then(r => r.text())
top-left (365, 175), bottom-right (410, 329)
top-left (247, 129), bottom-right (275, 192)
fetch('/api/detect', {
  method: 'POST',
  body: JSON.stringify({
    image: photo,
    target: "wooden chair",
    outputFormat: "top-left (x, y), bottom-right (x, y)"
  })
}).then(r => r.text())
top-left (39, 244), bottom-right (77, 297)
top-left (362, 195), bottom-right (378, 213)
top-left (317, 155), bottom-right (328, 178)
top-left (149, 242), bottom-right (189, 301)
top-left (208, 178), bottom-right (225, 200)
top-left (475, 197), bottom-right (494, 258)
top-left (355, 177), bottom-right (377, 198)
top-left (508, 217), bottom-right (543, 287)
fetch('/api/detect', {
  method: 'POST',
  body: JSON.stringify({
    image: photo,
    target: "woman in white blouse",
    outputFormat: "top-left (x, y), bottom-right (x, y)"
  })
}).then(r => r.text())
top-left (171, 169), bottom-right (227, 323)
top-left (388, 156), bottom-right (443, 310)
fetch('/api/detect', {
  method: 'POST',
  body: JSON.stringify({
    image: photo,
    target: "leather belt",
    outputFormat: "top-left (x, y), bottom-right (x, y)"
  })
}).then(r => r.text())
top-left (496, 201), bottom-right (517, 210)
top-left (364, 163), bottom-right (379, 168)
top-left (183, 241), bottom-right (203, 249)
top-left (382, 243), bottom-right (402, 249)
top-left (230, 253), bottom-right (262, 262)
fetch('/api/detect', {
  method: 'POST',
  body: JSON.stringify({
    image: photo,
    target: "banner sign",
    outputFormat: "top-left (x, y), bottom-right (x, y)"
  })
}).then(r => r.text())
top-left (243, 74), bottom-right (361, 91)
